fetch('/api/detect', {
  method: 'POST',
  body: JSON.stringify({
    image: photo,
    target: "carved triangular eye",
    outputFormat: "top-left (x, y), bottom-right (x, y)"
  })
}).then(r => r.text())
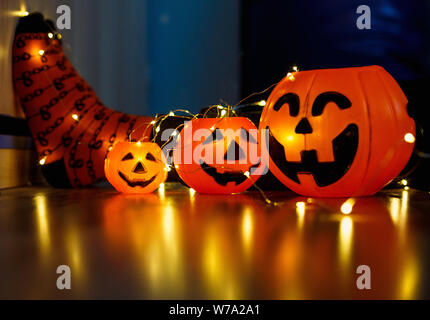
top-left (202, 129), bottom-right (224, 145)
top-left (121, 152), bottom-right (134, 161)
top-left (146, 153), bottom-right (156, 161)
top-left (240, 128), bottom-right (257, 144)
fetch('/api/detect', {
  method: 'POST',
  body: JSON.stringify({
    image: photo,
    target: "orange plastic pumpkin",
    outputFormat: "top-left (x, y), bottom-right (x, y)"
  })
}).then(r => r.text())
top-left (260, 65), bottom-right (416, 197)
top-left (173, 117), bottom-right (263, 194)
top-left (104, 141), bottom-right (167, 193)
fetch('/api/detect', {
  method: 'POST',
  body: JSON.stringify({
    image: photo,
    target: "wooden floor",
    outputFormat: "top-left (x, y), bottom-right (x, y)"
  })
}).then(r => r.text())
top-left (0, 183), bottom-right (429, 299)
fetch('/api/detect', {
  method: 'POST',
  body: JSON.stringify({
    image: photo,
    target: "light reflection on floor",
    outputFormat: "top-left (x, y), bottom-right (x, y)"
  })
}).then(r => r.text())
top-left (0, 184), bottom-right (429, 299)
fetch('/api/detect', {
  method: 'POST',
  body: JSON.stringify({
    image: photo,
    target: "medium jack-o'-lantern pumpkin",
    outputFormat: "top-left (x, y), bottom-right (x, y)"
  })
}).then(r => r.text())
top-left (173, 117), bottom-right (263, 194)
top-left (260, 66), bottom-right (416, 197)
top-left (105, 141), bottom-right (167, 193)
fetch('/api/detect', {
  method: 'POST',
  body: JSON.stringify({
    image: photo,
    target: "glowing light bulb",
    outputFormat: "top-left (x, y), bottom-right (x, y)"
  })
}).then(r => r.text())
top-left (174, 164), bottom-right (179, 169)
top-left (13, 10), bottom-right (29, 17)
top-left (39, 157), bottom-right (47, 165)
top-left (404, 186), bottom-right (410, 191)
top-left (189, 188), bottom-right (196, 197)
top-left (136, 141), bottom-right (142, 146)
top-left (38, 50), bottom-right (45, 56)
top-left (57, 34), bottom-right (62, 40)
top-left (257, 100), bottom-right (266, 107)
top-left (150, 120), bottom-right (156, 125)
top-left (169, 111), bottom-right (175, 116)
top-left (155, 126), bottom-right (160, 133)
top-left (220, 109), bottom-right (227, 117)
top-left (292, 66), bottom-right (298, 72)
top-left (210, 126), bottom-right (215, 131)
top-left (400, 179), bottom-right (408, 186)
top-left (165, 165), bottom-right (171, 172)
top-left (11, 6), bottom-right (29, 17)
top-left (404, 133), bottom-right (415, 143)
top-left (341, 203), bottom-right (353, 214)
top-left (71, 114), bottom-right (79, 121)
top-left (244, 171), bottom-right (250, 178)
top-left (341, 199), bottom-right (355, 214)
top-left (170, 130), bottom-right (177, 137)
top-left (48, 33), bottom-right (54, 39)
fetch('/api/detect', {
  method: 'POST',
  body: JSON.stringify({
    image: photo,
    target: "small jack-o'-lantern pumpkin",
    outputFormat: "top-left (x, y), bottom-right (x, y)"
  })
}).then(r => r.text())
top-left (260, 66), bottom-right (415, 197)
top-left (173, 117), bottom-right (263, 194)
top-left (104, 141), bottom-right (167, 193)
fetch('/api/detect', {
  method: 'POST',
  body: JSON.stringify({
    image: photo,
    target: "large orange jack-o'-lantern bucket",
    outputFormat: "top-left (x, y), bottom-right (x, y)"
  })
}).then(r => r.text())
top-left (260, 65), bottom-right (416, 197)
top-left (173, 117), bottom-right (263, 194)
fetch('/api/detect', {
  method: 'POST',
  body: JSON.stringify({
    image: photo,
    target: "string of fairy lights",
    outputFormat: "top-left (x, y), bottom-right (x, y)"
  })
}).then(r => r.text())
top-left (129, 77), bottom-right (303, 206)
top-left (129, 71), bottom-right (294, 192)
top-left (26, 12), bottom-right (291, 204)
top-left (18, 9), bottom-right (427, 206)
top-left (129, 102), bottom-right (285, 206)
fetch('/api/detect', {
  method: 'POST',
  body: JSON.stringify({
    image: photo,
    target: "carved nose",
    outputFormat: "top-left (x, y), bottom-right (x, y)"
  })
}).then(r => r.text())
top-left (295, 117), bottom-right (313, 134)
top-left (224, 140), bottom-right (245, 161)
top-left (133, 162), bottom-right (146, 174)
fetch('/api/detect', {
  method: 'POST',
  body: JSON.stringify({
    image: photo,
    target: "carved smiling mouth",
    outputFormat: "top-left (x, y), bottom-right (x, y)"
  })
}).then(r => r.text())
top-left (118, 171), bottom-right (156, 188)
top-left (200, 161), bottom-right (260, 186)
top-left (267, 124), bottom-right (358, 187)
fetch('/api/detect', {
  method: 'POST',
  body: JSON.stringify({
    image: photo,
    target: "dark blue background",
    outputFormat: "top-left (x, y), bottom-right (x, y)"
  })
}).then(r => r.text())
top-left (241, 0), bottom-right (430, 97)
